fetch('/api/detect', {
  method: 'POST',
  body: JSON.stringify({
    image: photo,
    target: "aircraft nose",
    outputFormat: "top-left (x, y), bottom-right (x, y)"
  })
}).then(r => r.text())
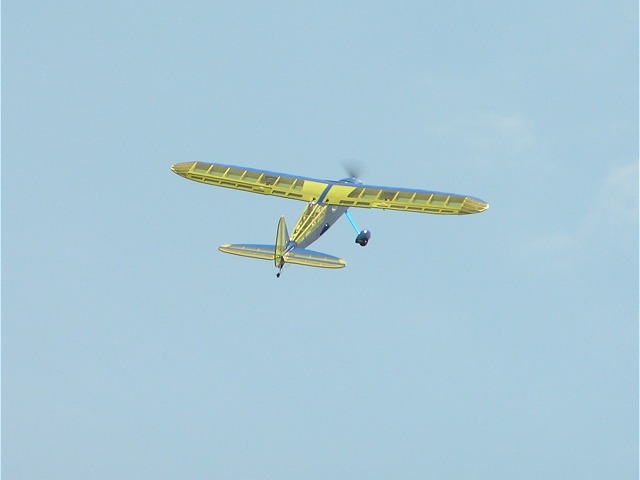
top-left (171, 162), bottom-right (193, 177)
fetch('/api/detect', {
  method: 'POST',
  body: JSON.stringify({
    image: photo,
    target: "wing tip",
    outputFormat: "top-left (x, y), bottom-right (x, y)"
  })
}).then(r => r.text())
top-left (171, 162), bottom-right (194, 177)
top-left (461, 198), bottom-right (490, 214)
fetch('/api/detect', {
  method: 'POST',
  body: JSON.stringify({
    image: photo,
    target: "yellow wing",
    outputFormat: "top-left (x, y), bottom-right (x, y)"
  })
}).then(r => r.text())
top-left (319, 183), bottom-right (489, 215)
top-left (171, 162), bottom-right (329, 203)
top-left (172, 162), bottom-right (488, 215)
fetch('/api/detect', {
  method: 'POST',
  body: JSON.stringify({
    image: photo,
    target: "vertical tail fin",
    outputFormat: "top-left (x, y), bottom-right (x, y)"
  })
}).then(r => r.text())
top-left (274, 216), bottom-right (289, 268)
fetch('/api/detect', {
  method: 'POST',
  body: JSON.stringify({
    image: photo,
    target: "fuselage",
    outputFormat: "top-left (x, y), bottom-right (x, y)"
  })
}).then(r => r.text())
top-left (287, 177), bottom-right (359, 249)
top-left (289, 202), bottom-right (348, 249)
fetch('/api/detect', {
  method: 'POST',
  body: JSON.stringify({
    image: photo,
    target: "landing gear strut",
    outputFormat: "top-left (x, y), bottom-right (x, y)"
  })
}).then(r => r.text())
top-left (345, 211), bottom-right (371, 247)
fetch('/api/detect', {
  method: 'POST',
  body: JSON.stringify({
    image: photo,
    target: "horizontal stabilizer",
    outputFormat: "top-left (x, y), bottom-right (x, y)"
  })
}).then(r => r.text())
top-left (218, 244), bottom-right (274, 261)
top-left (219, 244), bottom-right (345, 269)
top-left (284, 248), bottom-right (346, 269)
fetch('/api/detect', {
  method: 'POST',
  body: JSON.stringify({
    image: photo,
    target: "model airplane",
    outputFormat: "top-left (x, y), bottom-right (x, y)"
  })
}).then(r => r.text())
top-left (171, 162), bottom-right (488, 277)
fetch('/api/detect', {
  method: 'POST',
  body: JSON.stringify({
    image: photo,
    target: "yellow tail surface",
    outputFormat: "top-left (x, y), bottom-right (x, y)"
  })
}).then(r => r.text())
top-left (218, 215), bottom-right (345, 269)
top-left (275, 216), bottom-right (289, 268)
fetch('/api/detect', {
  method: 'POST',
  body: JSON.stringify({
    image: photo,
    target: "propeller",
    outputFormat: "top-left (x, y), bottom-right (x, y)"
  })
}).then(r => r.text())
top-left (340, 159), bottom-right (365, 181)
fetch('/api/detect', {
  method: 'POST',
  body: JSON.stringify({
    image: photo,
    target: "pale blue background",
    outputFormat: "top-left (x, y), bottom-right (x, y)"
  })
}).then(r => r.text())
top-left (3, 2), bottom-right (638, 478)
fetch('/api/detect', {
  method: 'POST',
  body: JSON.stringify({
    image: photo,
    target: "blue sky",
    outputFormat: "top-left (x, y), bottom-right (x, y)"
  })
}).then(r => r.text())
top-left (4, 1), bottom-right (638, 478)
